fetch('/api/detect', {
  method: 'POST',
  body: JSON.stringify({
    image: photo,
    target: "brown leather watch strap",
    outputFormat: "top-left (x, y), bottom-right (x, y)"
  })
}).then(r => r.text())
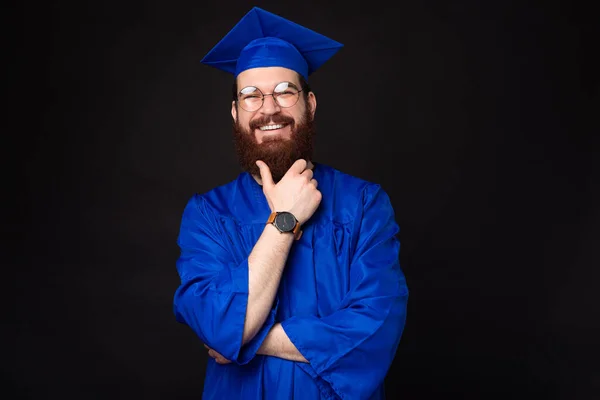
top-left (292, 223), bottom-right (303, 241)
top-left (266, 212), bottom-right (277, 224)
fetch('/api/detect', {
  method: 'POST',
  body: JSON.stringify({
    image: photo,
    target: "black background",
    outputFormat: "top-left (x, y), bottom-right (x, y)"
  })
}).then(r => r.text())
top-left (6, 0), bottom-right (599, 399)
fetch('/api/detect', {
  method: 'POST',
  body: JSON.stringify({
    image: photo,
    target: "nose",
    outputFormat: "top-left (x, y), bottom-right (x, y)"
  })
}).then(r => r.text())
top-left (260, 94), bottom-right (281, 114)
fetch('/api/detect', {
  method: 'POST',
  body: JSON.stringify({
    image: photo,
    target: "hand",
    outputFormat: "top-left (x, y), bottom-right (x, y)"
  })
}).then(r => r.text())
top-left (204, 344), bottom-right (231, 365)
top-left (256, 159), bottom-right (322, 225)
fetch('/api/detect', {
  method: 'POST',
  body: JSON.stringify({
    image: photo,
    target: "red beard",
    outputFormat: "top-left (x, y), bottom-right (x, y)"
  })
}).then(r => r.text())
top-left (232, 107), bottom-right (315, 183)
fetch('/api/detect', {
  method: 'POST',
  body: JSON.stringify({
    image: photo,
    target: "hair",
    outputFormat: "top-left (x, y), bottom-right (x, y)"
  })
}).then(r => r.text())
top-left (231, 72), bottom-right (312, 103)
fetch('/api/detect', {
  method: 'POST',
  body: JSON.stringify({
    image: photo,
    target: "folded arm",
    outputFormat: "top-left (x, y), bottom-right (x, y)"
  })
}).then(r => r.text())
top-left (173, 195), bottom-right (294, 364)
top-left (277, 185), bottom-right (409, 399)
top-left (257, 323), bottom-right (308, 363)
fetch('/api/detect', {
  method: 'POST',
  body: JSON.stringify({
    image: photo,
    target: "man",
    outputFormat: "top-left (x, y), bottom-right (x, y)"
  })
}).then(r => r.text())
top-left (173, 7), bottom-right (408, 399)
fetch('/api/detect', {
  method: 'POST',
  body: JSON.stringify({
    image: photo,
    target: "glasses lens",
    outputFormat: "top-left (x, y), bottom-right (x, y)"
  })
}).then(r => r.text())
top-left (238, 82), bottom-right (301, 111)
top-left (274, 82), bottom-right (299, 108)
top-left (239, 86), bottom-right (263, 112)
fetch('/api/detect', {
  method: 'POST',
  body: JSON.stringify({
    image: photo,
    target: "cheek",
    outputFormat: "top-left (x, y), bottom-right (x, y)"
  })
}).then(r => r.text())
top-left (236, 114), bottom-right (252, 130)
top-left (293, 111), bottom-right (306, 126)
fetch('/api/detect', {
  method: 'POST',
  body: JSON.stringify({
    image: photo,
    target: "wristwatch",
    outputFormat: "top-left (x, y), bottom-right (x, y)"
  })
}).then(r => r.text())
top-left (266, 211), bottom-right (302, 240)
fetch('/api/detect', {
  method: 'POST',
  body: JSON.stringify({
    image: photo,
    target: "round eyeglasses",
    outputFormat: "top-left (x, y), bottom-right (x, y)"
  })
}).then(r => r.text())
top-left (238, 81), bottom-right (303, 112)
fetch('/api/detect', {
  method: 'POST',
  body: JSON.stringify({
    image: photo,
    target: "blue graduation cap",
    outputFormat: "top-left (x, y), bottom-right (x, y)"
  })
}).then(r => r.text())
top-left (201, 7), bottom-right (343, 79)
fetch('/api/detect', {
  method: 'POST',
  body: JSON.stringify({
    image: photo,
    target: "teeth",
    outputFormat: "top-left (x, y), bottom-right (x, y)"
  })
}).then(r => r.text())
top-left (259, 124), bottom-right (284, 131)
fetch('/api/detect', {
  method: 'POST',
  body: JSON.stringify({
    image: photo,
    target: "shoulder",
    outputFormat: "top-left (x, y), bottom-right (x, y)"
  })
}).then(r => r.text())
top-left (181, 174), bottom-right (247, 220)
top-left (318, 163), bottom-right (388, 202)
top-left (316, 164), bottom-right (393, 223)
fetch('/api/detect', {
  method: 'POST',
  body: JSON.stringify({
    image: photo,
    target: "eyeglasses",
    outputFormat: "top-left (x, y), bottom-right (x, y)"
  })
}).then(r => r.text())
top-left (237, 81), bottom-right (303, 112)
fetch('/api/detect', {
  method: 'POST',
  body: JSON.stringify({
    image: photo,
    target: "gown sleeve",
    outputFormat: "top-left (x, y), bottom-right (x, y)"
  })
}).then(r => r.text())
top-left (281, 184), bottom-right (408, 400)
top-left (173, 194), bottom-right (278, 364)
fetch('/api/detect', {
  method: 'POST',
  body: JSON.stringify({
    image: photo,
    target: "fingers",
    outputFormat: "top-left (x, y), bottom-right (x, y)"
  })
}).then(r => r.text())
top-left (289, 159), bottom-right (308, 175)
top-left (207, 348), bottom-right (231, 364)
top-left (256, 160), bottom-right (274, 188)
top-left (300, 168), bottom-right (314, 181)
top-left (299, 169), bottom-right (317, 189)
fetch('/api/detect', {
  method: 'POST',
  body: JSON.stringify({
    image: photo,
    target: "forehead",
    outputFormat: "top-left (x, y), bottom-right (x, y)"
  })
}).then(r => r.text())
top-left (237, 67), bottom-right (300, 90)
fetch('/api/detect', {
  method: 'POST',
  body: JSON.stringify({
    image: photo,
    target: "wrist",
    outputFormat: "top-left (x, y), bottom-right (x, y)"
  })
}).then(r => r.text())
top-left (267, 211), bottom-right (303, 240)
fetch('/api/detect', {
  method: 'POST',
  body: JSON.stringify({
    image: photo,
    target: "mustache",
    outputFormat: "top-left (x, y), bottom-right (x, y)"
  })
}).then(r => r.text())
top-left (249, 114), bottom-right (295, 131)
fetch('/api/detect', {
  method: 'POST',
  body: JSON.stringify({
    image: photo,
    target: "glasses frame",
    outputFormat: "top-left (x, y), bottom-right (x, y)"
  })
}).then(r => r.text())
top-left (237, 81), bottom-right (304, 112)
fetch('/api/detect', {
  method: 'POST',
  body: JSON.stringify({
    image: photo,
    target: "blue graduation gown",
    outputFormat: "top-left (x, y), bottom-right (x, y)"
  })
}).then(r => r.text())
top-left (173, 163), bottom-right (408, 399)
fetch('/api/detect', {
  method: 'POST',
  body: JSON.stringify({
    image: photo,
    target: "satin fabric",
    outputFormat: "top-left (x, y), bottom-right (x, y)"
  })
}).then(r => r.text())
top-left (200, 7), bottom-right (343, 79)
top-left (173, 163), bottom-right (408, 399)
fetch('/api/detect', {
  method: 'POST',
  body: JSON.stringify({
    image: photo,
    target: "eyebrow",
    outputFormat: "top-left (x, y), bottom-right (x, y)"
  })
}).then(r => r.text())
top-left (239, 86), bottom-right (259, 94)
top-left (240, 81), bottom-right (301, 92)
top-left (284, 82), bottom-right (300, 90)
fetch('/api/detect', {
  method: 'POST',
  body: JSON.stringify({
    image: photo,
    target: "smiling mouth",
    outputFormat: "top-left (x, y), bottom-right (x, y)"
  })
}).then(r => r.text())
top-left (258, 124), bottom-right (287, 131)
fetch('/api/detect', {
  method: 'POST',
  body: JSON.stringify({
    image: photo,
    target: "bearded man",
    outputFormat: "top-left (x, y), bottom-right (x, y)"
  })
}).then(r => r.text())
top-left (173, 7), bottom-right (408, 400)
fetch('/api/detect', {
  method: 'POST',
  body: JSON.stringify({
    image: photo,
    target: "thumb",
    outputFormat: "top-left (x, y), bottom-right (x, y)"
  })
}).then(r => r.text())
top-left (256, 161), bottom-right (274, 188)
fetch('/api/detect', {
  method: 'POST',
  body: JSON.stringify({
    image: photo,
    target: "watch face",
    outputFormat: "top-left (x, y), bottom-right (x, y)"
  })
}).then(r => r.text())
top-left (275, 212), bottom-right (297, 232)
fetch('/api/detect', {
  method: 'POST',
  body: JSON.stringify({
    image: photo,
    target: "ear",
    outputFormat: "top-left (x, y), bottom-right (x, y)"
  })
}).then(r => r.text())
top-left (307, 92), bottom-right (317, 118)
top-left (231, 101), bottom-right (237, 121)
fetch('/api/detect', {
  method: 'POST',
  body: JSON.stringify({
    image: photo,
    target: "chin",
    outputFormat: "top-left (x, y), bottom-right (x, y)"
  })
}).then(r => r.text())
top-left (257, 133), bottom-right (292, 144)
